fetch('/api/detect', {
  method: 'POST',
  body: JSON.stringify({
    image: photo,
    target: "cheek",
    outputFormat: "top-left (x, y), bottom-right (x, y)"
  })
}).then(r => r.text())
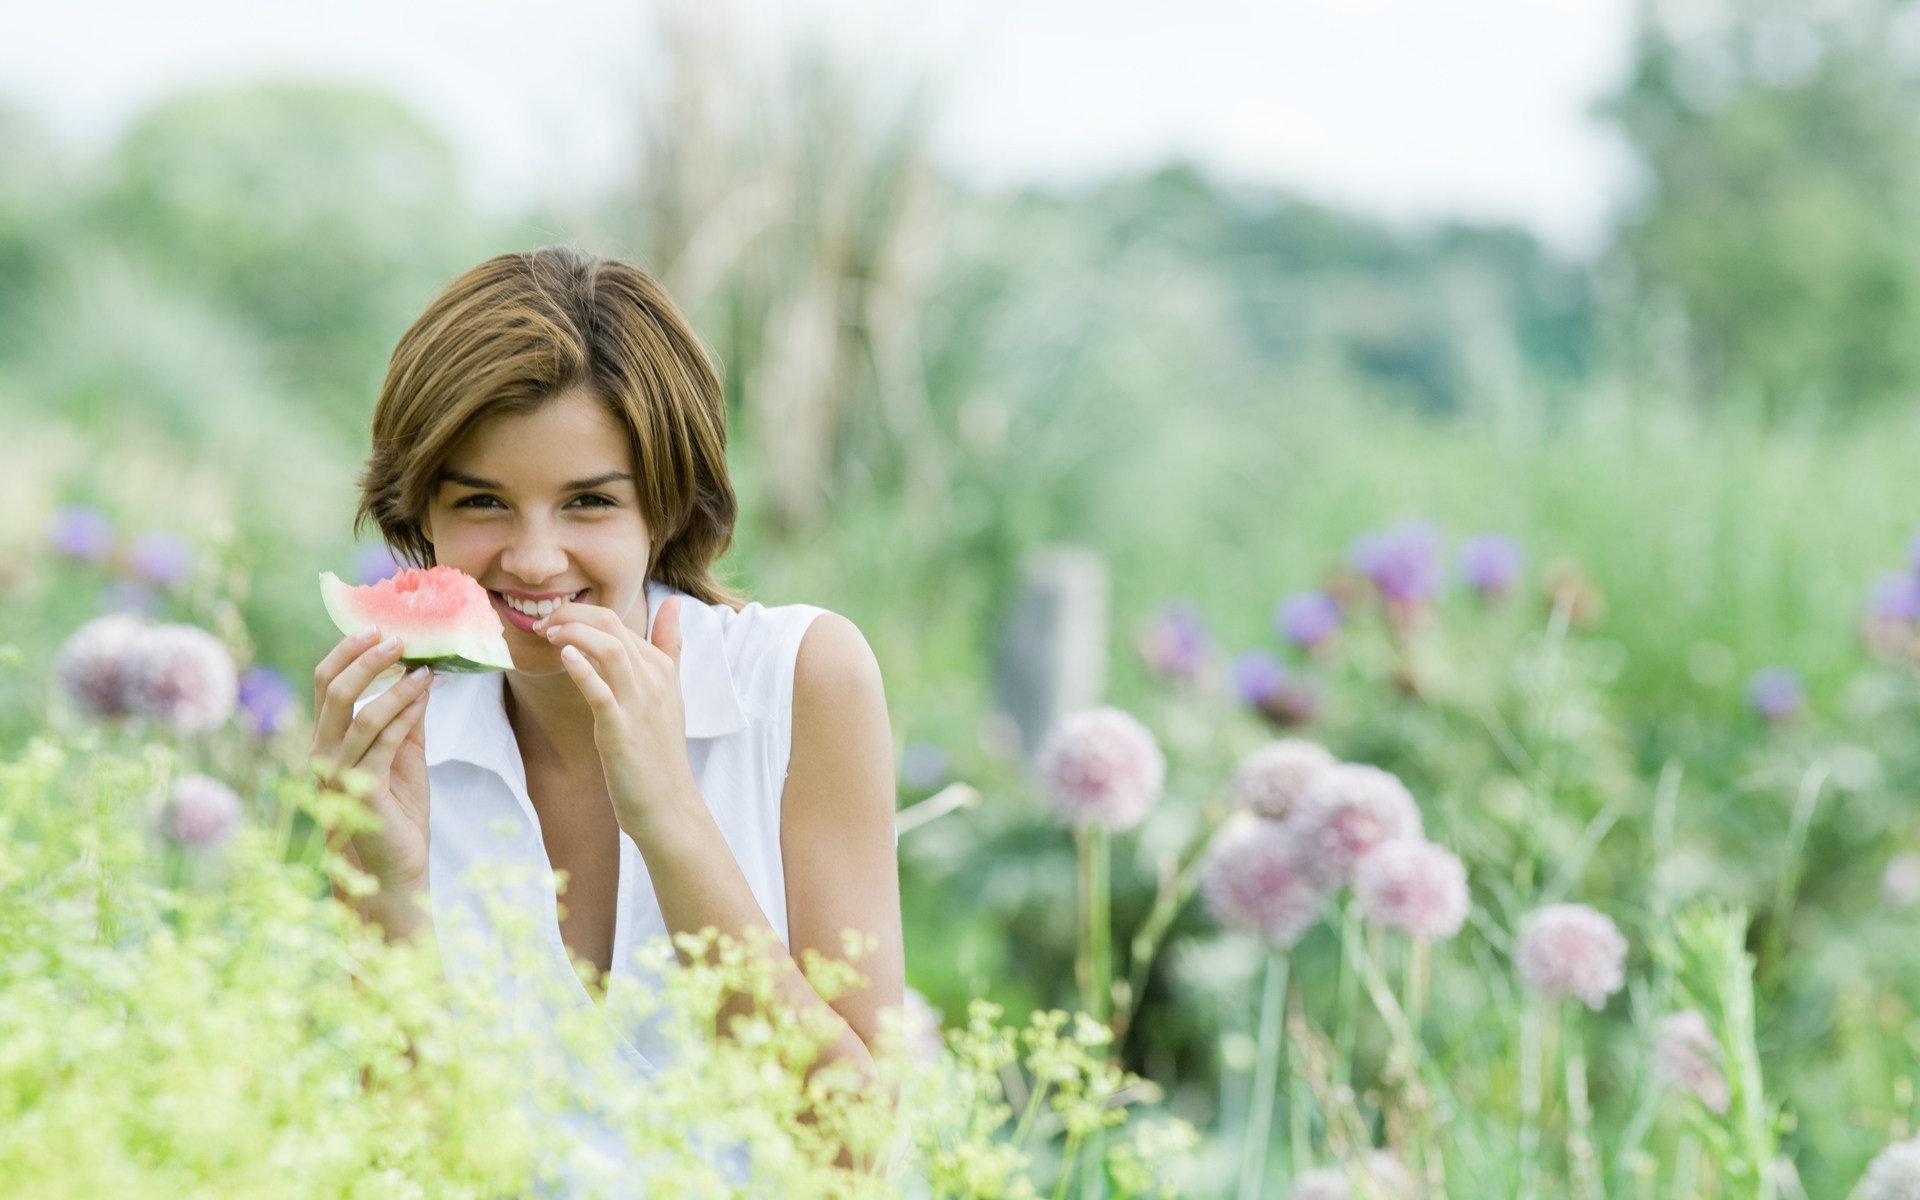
top-left (422, 513), bottom-right (506, 571)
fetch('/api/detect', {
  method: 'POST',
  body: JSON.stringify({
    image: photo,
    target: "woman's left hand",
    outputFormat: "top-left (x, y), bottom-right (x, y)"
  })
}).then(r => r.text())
top-left (537, 595), bottom-right (695, 834)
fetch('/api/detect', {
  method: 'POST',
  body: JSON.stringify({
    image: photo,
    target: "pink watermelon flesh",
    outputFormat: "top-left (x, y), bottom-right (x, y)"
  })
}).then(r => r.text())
top-left (319, 565), bottom-right (513, 673)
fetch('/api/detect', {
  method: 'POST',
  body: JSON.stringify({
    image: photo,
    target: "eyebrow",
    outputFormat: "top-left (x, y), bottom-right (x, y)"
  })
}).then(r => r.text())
top-left (436, 470), bottom-right (633, 491)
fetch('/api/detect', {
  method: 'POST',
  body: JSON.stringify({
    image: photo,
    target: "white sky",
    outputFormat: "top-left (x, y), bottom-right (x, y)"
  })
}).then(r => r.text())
top-left (2, 0), bottom-right (1640, 255)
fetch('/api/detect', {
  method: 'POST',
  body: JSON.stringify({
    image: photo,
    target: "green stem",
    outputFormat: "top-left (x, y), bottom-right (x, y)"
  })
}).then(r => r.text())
top-left (1078, 825), bottom-right (1112, 1024)
top-left (1403, 937), bottom-right (1429, 1178)
top-left (1289, 982), bottom-right (1312, 1177)
top-left (1766, 762), bottom-right (1828, 973)
top-left (1238, 949), bottom-right (1290, 1200)
top-left (1052, 1133), bottom-right (1084, 1200)
top-left (1520, 990), bottom-right (1543, 1200)
top-left (1565, 1003), bottom-right (1604, 1200)
top-left (1335, 902), bottom-right (1361, 1089)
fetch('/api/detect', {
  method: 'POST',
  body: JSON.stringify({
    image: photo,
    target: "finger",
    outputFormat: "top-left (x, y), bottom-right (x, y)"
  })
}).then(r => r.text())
top-left (313, 626), bottom-right (381, 712)
top-left (651, 596), bottom-right (682, 672)
top-left (335, 666), bottom-right (432, 769)
top-left (353, 688), bottom-right (431, 785)
top-left (559, 643), bottom-right (621, 714)
top-left (533, 600), bottom-right (629, 638)
top-left (545, 622), bottom-right (640, 698)
top-left (315, 636), bottom-right (408, 749)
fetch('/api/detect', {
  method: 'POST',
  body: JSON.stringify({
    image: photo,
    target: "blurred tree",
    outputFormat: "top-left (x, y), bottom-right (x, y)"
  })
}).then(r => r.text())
top-left (96, 85), bottom-right (483, 430)
top-left (0, 106), bottom-right (64, 355)
top-left (1606, 0), bottom-right (1920, 413)
top-left (624, 6), bottom-right (945, 535)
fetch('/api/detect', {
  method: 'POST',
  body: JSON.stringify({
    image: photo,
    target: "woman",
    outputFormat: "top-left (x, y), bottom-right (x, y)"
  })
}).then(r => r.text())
top-left (306, 248), bottom-right (903, 1145)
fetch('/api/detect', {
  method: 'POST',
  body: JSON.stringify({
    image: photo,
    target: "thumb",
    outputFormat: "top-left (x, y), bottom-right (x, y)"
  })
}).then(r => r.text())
top-left (652, 594), bottom-right (683, 671)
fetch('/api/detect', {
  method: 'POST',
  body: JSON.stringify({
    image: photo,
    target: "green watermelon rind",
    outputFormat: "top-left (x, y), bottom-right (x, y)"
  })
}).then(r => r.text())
top-left (319, 570), bottom-right (515, 673)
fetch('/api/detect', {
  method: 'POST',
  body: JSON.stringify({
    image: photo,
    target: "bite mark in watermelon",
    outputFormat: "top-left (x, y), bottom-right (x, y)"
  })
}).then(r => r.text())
top-left (319, 565), bottom-right (514, 673)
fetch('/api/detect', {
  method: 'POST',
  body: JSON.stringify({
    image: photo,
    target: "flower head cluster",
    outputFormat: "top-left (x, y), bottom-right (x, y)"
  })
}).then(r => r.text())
top-left (1135, 601), bottom-right (1212, 682)
top-left (1198, 816), bottom-right (1326, 949)
top-left (238, 666), bottom-right (297, 737)
top-left (127, 531), bottom-right (194, 589)
top-left (354, 544), bottom-right (403, 585)
top-left (1035, 707), bottom-right (1165, 832)
top-left (1229, 739), bottom-right (1336, 820)
top-left (1232, 651), bottom-right (1321, 727)
top-left (1276, 592), bottom-right (1342, 650)
top-left (1861, 529), bottom-right (1920, 661)
top-left (1854, 1134), bottom-right (1920, 1200)
top-left (1654, 1009), bottom-right (1729, 1114)
top-left (165, 774), bottom-right (243, 849)
top-left (1884, 852), bottom-right (1920, 910)
top-left (1516, 903), bottom-right (1628, 1010)
top-left (48, 505), bottom-right (115, 562)
top-left (1460, 534), bottom-right (1523, 599)
top-left (1746, 667), bottom-right (1805, 724)
top-left (1351, 523), bottom-right (1443, 605)
top-left (1290, 1168), bottom-right (1350, 1200)
top-left (56, 617), bottom-right (237, 735)
top-left (1353, 838), bottom-right (1469, 939)
top-left (1292, 765), bottom-right (1423, 887)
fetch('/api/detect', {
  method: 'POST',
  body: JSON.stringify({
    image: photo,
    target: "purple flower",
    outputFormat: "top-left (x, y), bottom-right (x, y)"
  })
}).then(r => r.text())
top-left (1034, 707), bottom-right (1166, 832)
top-left (1908, 530), bottom-right (1920, 573)
top-left (1229, 739), bottom-right (1337, 820)
top-left (1292, 764), bottom-right (1423, 888)
top-left (237, 665), bottom-right (297, 737)
top-left (165, 774), bottom-right (243, 848)
top-left (1867, 574), bottom-right (1920, 625)
top-left (1746, 667), bottom-right (1805, 723)
top-left (55, 614), bottom-right (147, 718)
top-left (1654, 1009), bottom-right (1729, 1114)
top-left (1856, 1134), bottom-right (1920, 1200)
top-left (1198, 815), bottom-right (1326, 949)
top-left (125, 624), bottom-right (238, 736)
top-left (1350, 522), bottom-right (1443, 605)
top-left (127, 531), bottom-right (194, 589)
top-left (1516, 903), bottom-right (1628, 1010)
top-left (899, 741), bottom-right (949, 790)
top-left (1232, 651), bottom-right (1322, 727)
top-left (354, 544), bottom-right (402, 586)
top-left (1135, 600), bottom-right (1213, 681)
top-left (1459, 534), bottom-right (1523, 599)
top-left (48, 505), bottom-right (114, 563)
top-left (1353, 839), bottom-right (1469, 940)
top-left (1276, 592), bottom-right (1342, 650)
top-left (1882, 852), bottom-right (1920, 909)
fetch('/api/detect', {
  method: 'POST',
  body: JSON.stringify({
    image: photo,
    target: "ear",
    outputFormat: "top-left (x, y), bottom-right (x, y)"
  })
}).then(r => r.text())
top-left (651, 594), bottom-right (683, 672)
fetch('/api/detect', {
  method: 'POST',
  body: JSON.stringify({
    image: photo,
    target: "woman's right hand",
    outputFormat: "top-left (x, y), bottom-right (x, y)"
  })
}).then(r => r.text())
top-left (310, 627), bottom-right (434, 900)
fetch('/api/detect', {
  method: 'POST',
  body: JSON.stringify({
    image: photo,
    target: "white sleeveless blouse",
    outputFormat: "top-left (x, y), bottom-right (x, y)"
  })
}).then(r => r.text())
top-left (421, 580), bottom-right (825, 1080)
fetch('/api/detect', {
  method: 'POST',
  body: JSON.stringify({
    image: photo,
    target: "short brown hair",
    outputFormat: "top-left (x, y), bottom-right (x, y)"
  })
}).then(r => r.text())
top-left (356, 247), bottom-right (741, 607)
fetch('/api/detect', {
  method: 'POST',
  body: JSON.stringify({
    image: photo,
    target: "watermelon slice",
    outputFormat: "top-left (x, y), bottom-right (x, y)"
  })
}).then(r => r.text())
top-left (319, 565), bottom-right (514, 673)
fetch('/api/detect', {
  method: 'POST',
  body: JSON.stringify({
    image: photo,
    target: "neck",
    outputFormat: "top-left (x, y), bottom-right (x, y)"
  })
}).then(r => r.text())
top-left (504, 667), bottom-right (601, 763)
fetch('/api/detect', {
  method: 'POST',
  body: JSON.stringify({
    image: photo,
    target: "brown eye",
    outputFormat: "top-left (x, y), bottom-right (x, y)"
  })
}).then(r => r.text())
top-left (454, 494), bottom-right (505, 509)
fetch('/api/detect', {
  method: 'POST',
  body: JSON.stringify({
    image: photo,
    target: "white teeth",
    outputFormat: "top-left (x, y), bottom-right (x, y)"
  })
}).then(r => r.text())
top-left (502, 591), bottom-right (581, 617)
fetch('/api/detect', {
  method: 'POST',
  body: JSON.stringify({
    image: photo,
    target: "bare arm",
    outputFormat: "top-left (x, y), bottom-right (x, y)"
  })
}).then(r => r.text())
top-left (542, 600), bottom-right (902, 1077)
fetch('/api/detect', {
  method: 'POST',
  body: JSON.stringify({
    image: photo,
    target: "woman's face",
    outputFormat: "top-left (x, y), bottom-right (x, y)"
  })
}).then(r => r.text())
top-left (423, 387), bottom-right (650, 674)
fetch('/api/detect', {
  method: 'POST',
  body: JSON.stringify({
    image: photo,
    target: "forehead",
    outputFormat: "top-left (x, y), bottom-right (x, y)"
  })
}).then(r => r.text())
top-left (443, 388), bottom-right (632, 480)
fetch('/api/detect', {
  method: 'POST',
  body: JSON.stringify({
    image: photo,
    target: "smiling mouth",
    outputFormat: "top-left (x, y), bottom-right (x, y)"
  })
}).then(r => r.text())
top-left (490, 589), bottom-right (585, 632)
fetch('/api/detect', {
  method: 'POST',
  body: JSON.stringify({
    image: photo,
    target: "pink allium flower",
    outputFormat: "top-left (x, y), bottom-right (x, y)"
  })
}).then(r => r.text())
top-left (1229, 739), bottom-right (1337, 820)
top-left (1292, 764), bottom-right (1423, 887)
top-left (1883, 852), bottom-right (1920, 909)
top-left (165, 774), bottom-right (242, 848)
top-left (125, 624), bottom-right (238, 736)
top-left (1654, 1009), bottom-right (1729, 1114)
top-left (1135, 600), bottom-right (1213, 682)
top-left (1516, 903), bottom-right (1628, 1010)
top-left (1357, 1151), bottom-right (1414, 1198)
top-left (1353, 839), bottom-right (1469, 940)
top-left (1034, 707), bottom-right (1165, 832)
top-left (1856, 1134), bottom-right (1920, 1200)
top-left (55, 614), bottom-right (147, 719)
top-left (1199, 815), bottom-right (1326, 949)
top-left (1288, 1168), bottom-right (1350, 1200)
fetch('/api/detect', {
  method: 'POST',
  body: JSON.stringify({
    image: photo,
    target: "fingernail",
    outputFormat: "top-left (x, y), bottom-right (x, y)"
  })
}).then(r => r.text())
top-left (409, 666), bottom-right (432, 681)
top-left (357, 625), bottom-right (378, 641)
top-left (380, 636), bottom-right (400, 652)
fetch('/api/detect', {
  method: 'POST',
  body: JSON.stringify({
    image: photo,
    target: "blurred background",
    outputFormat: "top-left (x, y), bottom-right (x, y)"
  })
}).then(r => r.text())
top-left (16, 0), bottom-right (1920, 1194)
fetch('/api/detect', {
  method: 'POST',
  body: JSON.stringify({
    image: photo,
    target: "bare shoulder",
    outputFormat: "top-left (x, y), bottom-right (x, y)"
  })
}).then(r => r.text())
top-left (793, 611), bottom-right (885, 706)
top-left (787, 612), bottom-right (892, 814)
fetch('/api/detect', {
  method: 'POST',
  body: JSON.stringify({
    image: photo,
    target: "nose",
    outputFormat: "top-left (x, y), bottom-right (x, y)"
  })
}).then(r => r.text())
top-left (497, 514), bottom-right (570, 585)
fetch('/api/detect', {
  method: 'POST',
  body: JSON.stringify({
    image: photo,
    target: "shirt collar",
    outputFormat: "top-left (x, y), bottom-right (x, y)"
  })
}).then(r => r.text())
top-left (425, 580), bottom-right (747, 772)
